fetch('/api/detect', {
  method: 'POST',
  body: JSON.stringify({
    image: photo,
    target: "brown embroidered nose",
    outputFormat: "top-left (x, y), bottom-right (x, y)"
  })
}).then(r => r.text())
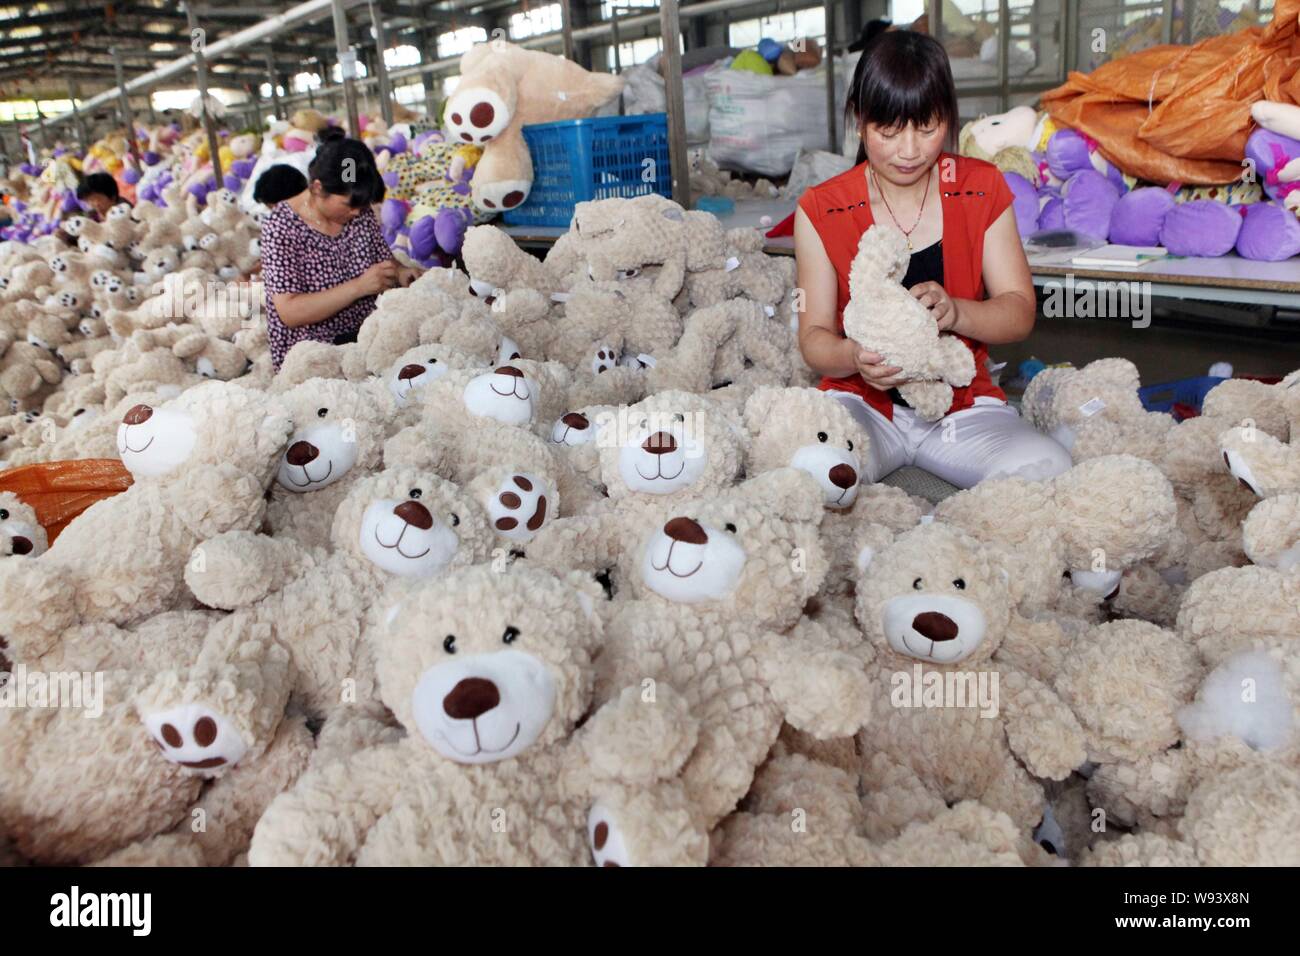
top-left (494, 365), bottom-right (524, 378)
top-left (829, 463), bottom-right (858, 489)
top-left (394, 500), bottom-right (433, 529)
top-left (443, 677), bottom-right (500, 720)
top-left (398, 364), bottom-right (425, 381)
top-left (912, 612), bottom-right (959, 643)
top-left (123, 404), bottom-right (152, 425)
top-left (561, 412), bottom-right (589, 429)
top-left (664, 516), bottom-right (708, 545)
top-left (285, 441), bottom-right (319, 466)
top-left (643, 431), bottom-right (677, 455)
top-left (10, 536), bottom-right (32, 555)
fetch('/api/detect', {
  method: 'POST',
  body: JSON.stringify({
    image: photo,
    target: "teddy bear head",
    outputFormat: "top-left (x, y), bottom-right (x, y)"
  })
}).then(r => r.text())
top-left (421, 359), bottom-right (567, 430)
top-left (1242, 493), bottom-right (1300, 570)
top-left (1054, 619), bottom-right (1203, 763)
top-left (626, 467), bottom-right (827, 630)
top-left (173, 331), bottom-right (251, 381)
top-left (115, 379), bottom-right (292, 484)
top-left (142, 247), bottom-right (181, 282)
top-left (0, 491), bottom-right (47, 558)
top-left (848, 223), bottom-right (910, 288)
top-left (571, 194), bottom-right (689, 279)
top-left (331, 467), bottom-right (495, 579)
top-left (376, 563), bottom-right (603, 762)
top-left (595, 389), bottom-right (745, 501)
top-left (25, 311), bottom-right (75, 352)
top-left (274, 377), bottom-right (393, 494)
top-left (855, 522), bottom-right (1014, 667)
top-left (743, 386), bottom-right (868, 509)
top-left (384, 343), bottom-right (485, 408)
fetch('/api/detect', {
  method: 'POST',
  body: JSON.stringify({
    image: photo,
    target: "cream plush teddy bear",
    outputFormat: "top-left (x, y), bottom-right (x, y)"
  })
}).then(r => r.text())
top-left (852, 522), bottom-right (1088, 834)
top-left (263, 376), bottom-right (394, 550)
top-left (842, 224), bottom-right (975, 420)
top-left (443, 41), bottom-right (624, 212)
top-left (248, 563), bottom-right (707, 866)
top-left (0, 381), bottom-right (292, 661)
top-left (0, 609), bottom-right (312, 865)
top-left (185, 467), bottom-right (496, 726)
top-left (1220, 369), bottom-right (1300, 499)
top-left (591, 468), bottom-right (874, 831)
top-left (0, 490), bottom-right (47, 558)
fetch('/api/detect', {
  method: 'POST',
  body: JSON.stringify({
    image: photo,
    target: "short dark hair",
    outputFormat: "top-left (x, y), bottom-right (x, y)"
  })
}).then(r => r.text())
top-left (846, 30), bottom-right (959, 164)
top-left (253, 164), bottom-right (307, 205)
top-left (76, 171), bottom-right (119, 201)
top-left (307, 127), bottom-right (384, 207)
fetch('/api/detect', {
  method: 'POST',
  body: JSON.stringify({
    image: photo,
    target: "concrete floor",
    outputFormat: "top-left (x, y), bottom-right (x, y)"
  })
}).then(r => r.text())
top-left (992, 310), bottom-right (1300, 395)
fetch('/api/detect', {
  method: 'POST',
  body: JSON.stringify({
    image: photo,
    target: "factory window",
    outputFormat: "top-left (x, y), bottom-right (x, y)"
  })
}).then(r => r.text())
top-left (510, 4), bottom-right (563, 39)
top-left (600, 0), bottom-right (658, 19)
top-left (385, 44), bottom-right (421, 69)
top-left (291, 72), bottom-right (322, 93)
top-left (331, 59), bottom-right (369, 82)
top-left (606, 34), bottom-right (678, 71)
top-left (394, 83), bottom-right (426, 106)
top-left (438, 26), bottom-right (488, 58)
top-left (728, 8), bottom-right (827, 49)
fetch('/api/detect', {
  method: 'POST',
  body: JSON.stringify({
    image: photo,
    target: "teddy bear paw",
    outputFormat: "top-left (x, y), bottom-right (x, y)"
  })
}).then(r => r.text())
top-left (487, 473), bottom-right (551, 544)
top-left (142, 703), bottom-right (248, 776)
top-left (445, 88), bottom-right (512, 146)
top-left (588, 803), bottom-right (634, 867)
top-left (474, 178), bottom-right (532, 213)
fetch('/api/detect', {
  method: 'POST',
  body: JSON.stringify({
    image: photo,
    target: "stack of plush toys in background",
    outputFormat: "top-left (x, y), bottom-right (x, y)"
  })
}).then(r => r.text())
top-left (0, 174), bottom-right (1296, 865)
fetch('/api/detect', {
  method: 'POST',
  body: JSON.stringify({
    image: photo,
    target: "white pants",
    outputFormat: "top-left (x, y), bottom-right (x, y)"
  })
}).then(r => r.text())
top-left (833, 393), bottom-right (1074, 489)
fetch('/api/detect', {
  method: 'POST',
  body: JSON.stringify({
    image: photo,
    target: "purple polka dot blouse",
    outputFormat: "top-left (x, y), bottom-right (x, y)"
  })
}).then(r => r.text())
top-left (261, 201), bottom-right (394, 370)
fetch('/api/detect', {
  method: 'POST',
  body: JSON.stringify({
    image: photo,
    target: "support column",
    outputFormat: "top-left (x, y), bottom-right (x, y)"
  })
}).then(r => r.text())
top-left (266, 53), bottom-right (283, 121)
top-left (111, 47), bottom-right (142, 165)
top-left (332, 0), bottom-right (362, 136)
top-left (368, 0), bottom-right (394, 125)
top-left (824, 0), bottom-right (838, 153)
top-left (658, 0), bottom-right (689, 208)
top-left (182, 6), bottom-right (223, 186)
top-left (67, 77), bottom-right (88, 151)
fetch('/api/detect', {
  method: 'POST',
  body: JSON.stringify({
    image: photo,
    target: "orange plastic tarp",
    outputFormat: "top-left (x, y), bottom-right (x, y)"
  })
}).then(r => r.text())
top-left (0, 459), bottom-right (132, 544)
top-left (1040, 0), bottom-right (1300, 185)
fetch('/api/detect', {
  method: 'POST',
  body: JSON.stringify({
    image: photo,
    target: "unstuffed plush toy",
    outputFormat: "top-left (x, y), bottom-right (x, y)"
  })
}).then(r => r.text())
top-left (0, 381), bottom-right (292, 661)
top-left (841, 224), bottom-right (974, 420)
top-left (248, 563), bottom-right (708, 866)
top-left (851, 522), bottom-right (1088, 835)
top-left (443, 41), bottom-right (624, 212)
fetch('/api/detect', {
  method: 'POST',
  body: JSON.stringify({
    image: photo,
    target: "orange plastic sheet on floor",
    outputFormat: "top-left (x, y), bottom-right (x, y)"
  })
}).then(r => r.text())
top-left (1040, 0), bottom-right (1300, 185)
top-left (0, 459), bottom-right (132, 544)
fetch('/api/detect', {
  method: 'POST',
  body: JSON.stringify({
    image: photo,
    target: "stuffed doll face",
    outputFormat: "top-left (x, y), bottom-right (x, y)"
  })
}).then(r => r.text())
top-left (856, 524), bottom-right (1010, 666)
top-left (116, 400), bottom-right (198, 477)
top-left (0, 495), bottom-right (48, 557)
top-left (640, 514), bottom-right (747, 603)
top-left (615, 409), bottom-right (709, 494)
top-left (746, 389), bottom-right (866, 509)
top-left (277, 412), bottom-right (359, 491)
top-left (378, 566), bottom-right (597, 763)
top-left (276, 379), bottom-right (390, 493)
top-left (461, 365), bottom-right (536, 425)
top-left (549, 409), bottom-right (597, 448)
top-left (385, 347), bottom-right (458, 406)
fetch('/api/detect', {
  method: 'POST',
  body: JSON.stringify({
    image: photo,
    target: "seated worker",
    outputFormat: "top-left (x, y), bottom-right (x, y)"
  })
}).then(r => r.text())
top-left (75, 172), bottom-right (127, 219)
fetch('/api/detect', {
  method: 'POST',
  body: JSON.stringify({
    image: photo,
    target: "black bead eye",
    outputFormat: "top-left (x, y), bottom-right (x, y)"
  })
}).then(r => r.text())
top-left (639, 419), bottom-right (648, 430)
top-left (409, 488), bottom-right (422, 499)
top-left (502, 626), bottom-right (519, 645)
top-left (450, 513), bottom-right (459, 526)
top-left (443, 635), bottom-right (457, 654)
top-left (847, 439), bottom-right (854, 451)
top-left (0, 509), bottom-right (7, 519)
top-left (427, 357), bottom-right (437, 363)
top-left (724, 522), bottom-right (737, 533)
top-left (912, 577), bottom-right (923, 590)
top-left (673, 412), bottom-right (684, 423)
top-left (953, 578), bottom-right (966, 590)
top-left (316, 407), bottom-right (328, 418)
top-left (817, 431), bottom-right (828, 442)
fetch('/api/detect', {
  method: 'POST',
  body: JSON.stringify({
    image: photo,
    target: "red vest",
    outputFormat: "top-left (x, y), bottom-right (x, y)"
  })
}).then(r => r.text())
top-left (797, 153), bottom-right (1012, 420)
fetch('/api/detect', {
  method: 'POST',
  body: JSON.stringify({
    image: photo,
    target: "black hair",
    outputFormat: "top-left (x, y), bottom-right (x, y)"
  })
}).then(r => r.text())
top-left (307, 128), bottom-right (385, 207)
top-left (848, 18), bottom-right (893, 53)
top-left (253, 164), bottom-right (308, 205)
top-left (76, 171), bottom-right (119, 201)
top-left (846, 30), bottom-right (959, 165)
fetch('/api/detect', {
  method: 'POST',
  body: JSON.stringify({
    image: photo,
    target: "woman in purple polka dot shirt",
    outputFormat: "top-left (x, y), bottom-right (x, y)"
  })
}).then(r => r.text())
top-left (260, 129), bottom-right (420, 371)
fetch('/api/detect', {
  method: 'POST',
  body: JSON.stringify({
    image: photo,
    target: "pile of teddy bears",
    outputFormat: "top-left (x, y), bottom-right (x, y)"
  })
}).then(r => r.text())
top-left (0, 188), bottom-right (1296, 867)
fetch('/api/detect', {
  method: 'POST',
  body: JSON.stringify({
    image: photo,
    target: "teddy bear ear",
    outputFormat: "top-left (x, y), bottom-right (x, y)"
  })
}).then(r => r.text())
top-left (742, 386), bottom-right (778, 432)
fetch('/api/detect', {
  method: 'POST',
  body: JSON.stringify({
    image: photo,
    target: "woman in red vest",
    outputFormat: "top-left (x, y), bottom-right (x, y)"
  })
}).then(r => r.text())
top-left (795, 30), bottom-right (1070, 489)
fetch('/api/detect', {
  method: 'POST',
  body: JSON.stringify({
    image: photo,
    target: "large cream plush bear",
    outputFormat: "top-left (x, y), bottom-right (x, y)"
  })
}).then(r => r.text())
top-left (592, 468), bottom-right (874, 831)
top-left (443, 41), bottom-right (624, 212)
top-left (0, 609), bottom-right (311, 865)
top-left (264, 377), bottom-right (394, 549)
top-left (852, 522), bottom-right (1088, 834)
top-left (0, 381), bottom-right (292, 662)
top-left (842, 224), bottom-right (975, 420)
top-left (185, 467), bottom-right (496, 725)
top-left (1220, 369), bottom-right (1300, 499)
top-left (1021, 358), bottom-right (1172, 461)
top-left (248, 564), bottom-right (707, 866)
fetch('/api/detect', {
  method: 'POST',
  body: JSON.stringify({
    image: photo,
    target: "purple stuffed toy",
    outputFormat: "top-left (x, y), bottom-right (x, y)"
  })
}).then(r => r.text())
top-left (1235, 202), bottom-right (1300, 261)
top-left (1159, 200), bottom-right (1243, 257)
top-left (1004, 172), bottom-right (1041, 237)
top-left (1109, 187), bottom-right (1176, 246)
top-left (1061, 170), bottom-right (1119, 241)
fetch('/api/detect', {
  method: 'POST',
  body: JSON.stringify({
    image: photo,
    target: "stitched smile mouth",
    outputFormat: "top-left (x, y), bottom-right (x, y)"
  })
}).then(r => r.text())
top-left (652, 542), bottom-right (703, 578)
top-left (636, 457), bottom-right (686, 481)
top-left (179, 757), bottom-right (227, 769)
top-left (489, 383), bottom-right (528, 400)
top-left (902, 632), bottom-right (939, 659)
top-left (285, 459), bottom-right (332, 488)
top-left (120, 434), bottom-right (154, 455)
top-left (374, 524), bottom-right (431, 559)
top-left (441, 721), bottom-right (521, 756)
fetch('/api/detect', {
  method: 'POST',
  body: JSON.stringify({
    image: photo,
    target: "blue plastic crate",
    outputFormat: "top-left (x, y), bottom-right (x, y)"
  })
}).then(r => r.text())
top-left (1138, 376), bottom-right (1228, 417)
top-left (501, 113), bottom-right (673, 228)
